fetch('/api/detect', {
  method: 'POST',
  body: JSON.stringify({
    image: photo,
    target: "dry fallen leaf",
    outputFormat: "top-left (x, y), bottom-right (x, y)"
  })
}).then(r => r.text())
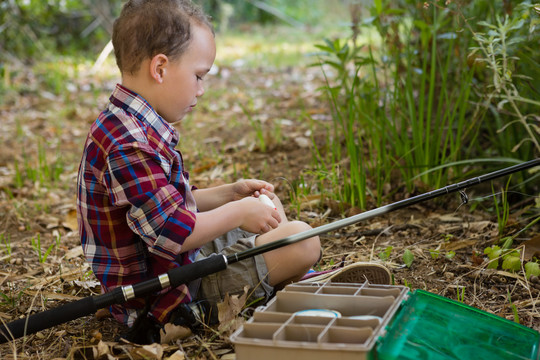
top-left (220, 354), bottom-right (236, 360)
top-left (165, 350), bottom-right (186, 360)
top-left (437, 214), bottom-right (462, 222)
top-left (524, 234), bottom-right (540, 261)
top-left (466, 220), bottom-right (494, 232)
top-left (443, 239), bottom-right (479, 252)
top-left (160, 323), bottom-right (192, 344)
top-left (293, 136), bottom-right (310, 148)
top-left (36, 213), bottom-right (62, 228)
top-left (93, 340), bottom-right (111, 358)
top-left (64, 245), bottom-right (83, 259)
top-left (217, 285), bottom-right (249, 335)
top-left (74, 279), bottom-right (100, 289)
top-left (95, 308), bottom-right (112, 320)
top-left (62, 209), bottom-right (79, 231)
top-left (134, 343), bottom-right (164, 359)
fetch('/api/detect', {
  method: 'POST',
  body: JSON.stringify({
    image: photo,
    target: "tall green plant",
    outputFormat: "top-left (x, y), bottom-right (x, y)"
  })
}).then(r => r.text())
top-left (371, 2), bottom-right (480, 189)
top-left (312, 39), bottom-right (395, 208)
top-left (311, 1), bottom-right (487, 209)
top-left (468, 3), bottom-right (540, 157)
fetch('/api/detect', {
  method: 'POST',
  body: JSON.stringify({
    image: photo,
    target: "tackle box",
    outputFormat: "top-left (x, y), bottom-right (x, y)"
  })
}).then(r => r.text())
top-left (230, 282), bottom-right (540, 360)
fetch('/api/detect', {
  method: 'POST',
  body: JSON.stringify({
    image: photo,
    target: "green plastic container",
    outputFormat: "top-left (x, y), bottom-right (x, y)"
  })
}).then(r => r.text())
top-left (231, 283), bottom-right (540, 360)
top-left (377, 289), bottom-right (540, 360)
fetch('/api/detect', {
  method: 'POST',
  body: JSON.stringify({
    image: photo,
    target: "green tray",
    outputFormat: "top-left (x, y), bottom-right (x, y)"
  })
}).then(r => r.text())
top-left (377, 289), bottom-right (540, 360)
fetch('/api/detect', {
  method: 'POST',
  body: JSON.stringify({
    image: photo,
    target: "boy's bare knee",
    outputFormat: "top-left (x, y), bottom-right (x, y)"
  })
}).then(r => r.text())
top-left (288, 221), bottom-right (321, 265)
top-left (257, 220), bottom-right (321, 287)
top-left (303, 236), bottom-right (321, 266)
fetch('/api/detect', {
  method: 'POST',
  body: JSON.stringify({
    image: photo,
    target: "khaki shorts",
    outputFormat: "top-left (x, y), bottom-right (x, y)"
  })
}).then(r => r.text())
top-left (193, 228), bottom-right (274, 307)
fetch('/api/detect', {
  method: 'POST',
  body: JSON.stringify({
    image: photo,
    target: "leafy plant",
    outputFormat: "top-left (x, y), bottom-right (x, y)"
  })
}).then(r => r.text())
top-left (378, 246), bottom-right (393, 261)
top-left (507, 290), bottom-right (520, 324)
top-left (484, 245), bottom-right (502, 269)
top-left (501, 251), bottom-right (522, 272)
top-left (456, 286), bottom-right (465, 303)
top-left (442, 234), bottom-right (454, 242)
top-left (310, 0), bottom-right (503, 210)
top-left (309, 0), bottom-right (538, 218)
top-left (13, 159), bottom-right (23, 189)
top-left (402, 278), bottom-right (412, 289)
top-left (31, 234), bottom-right (55, 264)
top-left (429, 248), bottom-right (455, 260)
top-left (470, 4), bottom-right (540, 157)
top-left (445, 250), bottom-right (456, 260)
top-left (249, 116), bottom-right (266, 152)
top-left (484, 245), bottom-right (521, 272)
top-left (429, 249), bottom-right (440, 259)
top-left (311, 42), bottom-right (374, 209)
top-left (492, 178), bottom-right (511, 236)
top-left (0, 283), bottom-right (29, 309)
top-left (403, 249), bottom-right (415, 268)
top-left (288, 174), bottom-right (314, 216)
top-left (525, 262), bottom-right (540, 280)
top-left (0, 233), bottom-right (12, 260)
top-left (13, 139), bottom-right (64, 188)
top-left (0, 0), bottom-right (119, 60)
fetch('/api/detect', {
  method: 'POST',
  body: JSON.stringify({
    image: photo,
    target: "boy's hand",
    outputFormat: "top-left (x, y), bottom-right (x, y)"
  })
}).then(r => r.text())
top-left (231, 179), bottom-right (274, 201)
top-left (237, 197), bottom-right (281, 234)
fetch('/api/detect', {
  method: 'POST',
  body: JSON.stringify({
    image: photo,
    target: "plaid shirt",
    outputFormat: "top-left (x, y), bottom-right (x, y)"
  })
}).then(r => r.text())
top-left (77, 84), bottom-right (199, 326)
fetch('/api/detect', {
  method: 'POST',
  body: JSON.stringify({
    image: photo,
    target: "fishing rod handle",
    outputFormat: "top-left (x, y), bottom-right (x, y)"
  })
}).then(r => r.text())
top-left (0, 254), bottom-right (228, 343)
top-left (101, 254), bottom-right (229, 304)
top-left (167, 254), bottom-right (228, 289)
top-left (0, 296), bottom-right (97, 344)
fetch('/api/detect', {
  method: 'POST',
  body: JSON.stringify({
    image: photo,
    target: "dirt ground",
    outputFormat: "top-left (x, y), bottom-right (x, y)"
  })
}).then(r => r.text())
top-left (0, 60), bottom-right (538, 359)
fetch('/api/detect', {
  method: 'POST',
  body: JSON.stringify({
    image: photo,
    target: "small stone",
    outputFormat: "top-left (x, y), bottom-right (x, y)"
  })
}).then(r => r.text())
top-left (444, 272), bottom-right (455, 280)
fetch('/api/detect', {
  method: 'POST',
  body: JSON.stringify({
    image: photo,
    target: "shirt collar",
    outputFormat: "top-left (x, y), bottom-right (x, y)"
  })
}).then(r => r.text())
top-left (109, 83), bottom-right (179, 147)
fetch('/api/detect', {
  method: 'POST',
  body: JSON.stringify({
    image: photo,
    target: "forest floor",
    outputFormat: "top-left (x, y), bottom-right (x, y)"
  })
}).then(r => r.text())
top-left (0, 37), bottom-right (539, 359)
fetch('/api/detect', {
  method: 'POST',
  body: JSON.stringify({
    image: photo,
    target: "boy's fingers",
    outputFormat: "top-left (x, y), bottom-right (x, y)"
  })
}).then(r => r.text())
top-left (255, 180), bottom-right (273, 193)
top-left (272, 211), bottom-right (281, 224)
top-left (269, 217), bottom-right (279, 229)
top-left (262, 219), bottom-right (278, 233)
top-left (259, 189), bottom-right (276, 199)
top-left (263, 182), bottom-right (274, 193)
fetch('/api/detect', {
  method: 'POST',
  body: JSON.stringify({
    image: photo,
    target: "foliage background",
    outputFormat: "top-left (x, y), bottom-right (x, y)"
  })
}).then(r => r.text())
top-left (0, 1), bottom-right (539, 357)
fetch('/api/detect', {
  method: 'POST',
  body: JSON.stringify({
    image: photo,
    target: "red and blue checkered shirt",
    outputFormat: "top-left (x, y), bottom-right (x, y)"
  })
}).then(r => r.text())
top-left (77, 84), bottom-right (199, 325)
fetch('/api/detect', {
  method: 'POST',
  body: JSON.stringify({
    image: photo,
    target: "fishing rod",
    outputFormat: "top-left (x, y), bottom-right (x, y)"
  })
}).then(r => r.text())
top-left (0, 158), bottom-right (538, 343)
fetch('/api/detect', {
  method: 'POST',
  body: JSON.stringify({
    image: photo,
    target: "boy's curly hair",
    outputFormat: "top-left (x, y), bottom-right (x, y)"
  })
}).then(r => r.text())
top-left (112, 0), bottom-right (213, 75)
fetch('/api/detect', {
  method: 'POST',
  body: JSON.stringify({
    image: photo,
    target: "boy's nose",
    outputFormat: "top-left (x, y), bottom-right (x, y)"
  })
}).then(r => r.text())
top-left (196, 83), bottom-right (205, 97)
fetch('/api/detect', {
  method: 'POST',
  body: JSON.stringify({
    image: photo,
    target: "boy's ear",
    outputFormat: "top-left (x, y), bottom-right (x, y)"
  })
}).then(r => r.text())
top-left (149, 54), bottom-right (168, 84)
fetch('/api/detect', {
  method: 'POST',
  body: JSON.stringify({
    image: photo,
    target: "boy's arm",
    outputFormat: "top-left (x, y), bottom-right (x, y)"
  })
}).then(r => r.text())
top-left (191, 184), bottom-right (234, 211)
top-left (181, 196), bottom-right (280, 252)
top-left (192, 179), bottom-right (274, 211)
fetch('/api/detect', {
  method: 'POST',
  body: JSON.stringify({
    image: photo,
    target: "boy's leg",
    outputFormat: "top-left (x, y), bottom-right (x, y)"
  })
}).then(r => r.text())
top-left (189, 195), bottom-right (320, 325)
top-left (193, 223), bottom-right (319, 307)
top-left (195, 228), bottom-right (275, 306)
top-left (255, 221), bottom-right (320, 288)
top-left (257, 194), bottom-right (321, 288)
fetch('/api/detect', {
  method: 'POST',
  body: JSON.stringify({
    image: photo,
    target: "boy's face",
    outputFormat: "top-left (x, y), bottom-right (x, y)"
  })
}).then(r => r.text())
top-left (155, 23), bottom-right (216, 124)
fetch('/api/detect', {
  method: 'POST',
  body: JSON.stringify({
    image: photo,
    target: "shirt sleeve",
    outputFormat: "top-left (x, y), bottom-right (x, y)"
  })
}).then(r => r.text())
top-left (103, 142), bottom-right (196, 261)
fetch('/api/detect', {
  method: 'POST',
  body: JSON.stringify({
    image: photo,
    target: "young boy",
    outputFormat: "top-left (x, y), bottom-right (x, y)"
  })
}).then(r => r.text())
top-left (76, 0), bottom-right (321, 341)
